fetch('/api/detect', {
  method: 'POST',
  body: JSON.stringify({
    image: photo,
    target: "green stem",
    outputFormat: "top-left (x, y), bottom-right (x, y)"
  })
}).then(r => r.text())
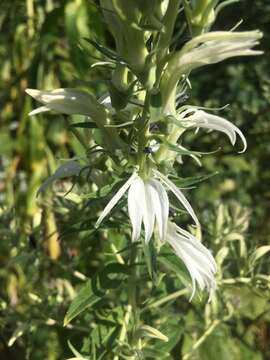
top-left (128, 244), bottom-right (138, 329)
top-left (137, 93), bottom-right (150, 175)
top-left (143, 288), bottom-right (189, 311)
top-left (155, 0), bottom-right (181, 84)
top-left (113, 304), bottom-right (132, 360)
top-left (155, 127), bottom-right (185, 164)
top-left (110, 243), bottom-right (125, 264)
top-left (183, 319), bottom-right (221, 360)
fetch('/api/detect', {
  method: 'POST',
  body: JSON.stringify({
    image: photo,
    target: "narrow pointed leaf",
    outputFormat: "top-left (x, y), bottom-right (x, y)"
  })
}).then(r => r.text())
top-left (37, 160), bottom-right (82, 195)
top-left (64, 281), bottom-right (101, 326)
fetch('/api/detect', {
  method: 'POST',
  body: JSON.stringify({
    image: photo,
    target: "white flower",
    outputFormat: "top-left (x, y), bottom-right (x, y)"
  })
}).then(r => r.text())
top-left (95, 171), bottom-right (199, 243)
top-left (25, 88), bottom-right (102, 117)
top-left (161, 30), bottom-right (263, 109)
top-left (166, 222), bottom-right (217, 299)
top-left (169, 30), bottom-right (263, 77)
top-left (25, 88), bottom-right (125, 151)
top-left (179, 108), bottom-right (247, 152)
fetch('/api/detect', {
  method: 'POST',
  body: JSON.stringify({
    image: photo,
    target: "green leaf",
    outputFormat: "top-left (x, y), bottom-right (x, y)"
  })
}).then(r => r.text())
top-left (142, 239), bottom-right (158, 282)
top-left (249, 245), bottom-right (270, 267)
top-left (172, 172), bottom-right (218, 188)
top-left (64, 263), bottom-right (128, 326)
top-left (159, 250), bottom-right (191, 289)
top-left (224, 287), bottom-right (268, 320)
top-left (150, 91), bottom-right (162, 108)
top-left (165, 141), bottom-right (219, 157)
top-left (98, 263), bottom-right (128, 290)
top-left (164, 141), bottom-right (202, 156)
top-left (158, 322), bottom-right (183, 353)
top-left (70, 122), bottom-right (97, 129)
top-left (83, 38), bottom-right (123, 62)
top-left (68, 340), bottom-right (87, 359)
top-left (135, 325), bottom-right (168, 342)
top-left (141, 347), bottom-right (169, 358)
top-left (64, 281), bottom-right (102, 326)
top-left (199, 323), bottom-right (263, 360)
top-left (37, 160), bottom-right (82, 196)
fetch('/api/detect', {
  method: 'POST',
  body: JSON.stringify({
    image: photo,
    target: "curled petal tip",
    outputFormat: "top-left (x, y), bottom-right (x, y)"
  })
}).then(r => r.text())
top-left (25, 88), bottom-right (40, 98)
top-left (239, 137), bottom-right (247, 153)
top-left (28, 105), bottom-right (50, 116)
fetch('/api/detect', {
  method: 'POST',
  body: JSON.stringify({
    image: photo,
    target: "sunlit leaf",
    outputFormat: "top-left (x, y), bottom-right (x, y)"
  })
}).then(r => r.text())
top-left (249, 245), bottom-right (270, 267)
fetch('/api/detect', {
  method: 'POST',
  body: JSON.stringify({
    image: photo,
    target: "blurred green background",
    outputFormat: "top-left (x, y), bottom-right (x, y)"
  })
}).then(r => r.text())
top-left (0, 0), bottom-right (269, 359)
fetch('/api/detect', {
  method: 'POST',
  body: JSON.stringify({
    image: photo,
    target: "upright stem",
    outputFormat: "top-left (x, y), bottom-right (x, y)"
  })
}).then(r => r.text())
top-left (137, 92), bottom-right (150, 175)
top-left (128, 243), bottom-right (139, 356)
top-left (156, 0), bottom-right (181, 83)
top-left (128, 244), bottom-right (138, 325)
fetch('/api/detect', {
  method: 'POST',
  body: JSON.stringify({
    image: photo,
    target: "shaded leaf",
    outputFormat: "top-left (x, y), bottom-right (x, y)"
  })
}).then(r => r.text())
top-left (37, 160), bottom-right (82, 195)
top-left (64, 280), bottom-right (102, 326)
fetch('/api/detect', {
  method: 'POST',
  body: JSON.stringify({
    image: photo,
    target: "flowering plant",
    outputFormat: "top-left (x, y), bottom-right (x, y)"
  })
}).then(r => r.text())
top-left (25, 1), bottom-right (264, 358)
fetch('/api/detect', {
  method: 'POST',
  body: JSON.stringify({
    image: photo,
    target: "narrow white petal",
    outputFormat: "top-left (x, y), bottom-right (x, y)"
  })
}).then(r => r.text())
top-left (175, 226), bottom-right (217, 272)
top-left (154, 170), bottom-right (200, 227)
top-left (26, 88), bottom-right (101, 117)
top-left (179, 242), bottom-right (215, 281)
top-left (187, 110), bottom-right (247, 152)
top-left (25, 88), bottom-right (42, 98)
top-left (128, 178), bottom-right (145, 242)
top-left (99, 94), bottom-right (112, 109)
top-left (166, 222), bottom-right (216, 300)
top-left (95, 173), bottom-right (138, 228)
top-left (143, 181), bottom-right (156, 243)
top-left (175, 225), bottom-right (217, 275)
top-left (166, 232), bottom-right (202, 297)
top-left (28, 105), bottom-right (51, 116)
top-left (148, 179), bottom-right (169, 241)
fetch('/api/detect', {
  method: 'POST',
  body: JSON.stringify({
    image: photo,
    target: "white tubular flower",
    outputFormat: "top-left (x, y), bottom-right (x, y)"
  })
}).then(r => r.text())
top-left (128, 176), bottom-right (169, 243)
top-left (171, 31), bottom-right (263, 76)
top-left (162, 31), bottom-right (263, 109)
top-left (179, 109), bottom-right (247, 152)
top-left (95, 171), bottom-right (199, 243)
top-left (166, 222), bottom-right (217, 300)
top-left (25, 88), bottom-right (103, 117)
top-left (26, 88), bottom-right (126, 151)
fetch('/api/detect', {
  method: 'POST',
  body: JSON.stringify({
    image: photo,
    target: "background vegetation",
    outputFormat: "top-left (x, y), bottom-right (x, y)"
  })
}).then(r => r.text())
top-left (0, 0), bottom-right (269, 359)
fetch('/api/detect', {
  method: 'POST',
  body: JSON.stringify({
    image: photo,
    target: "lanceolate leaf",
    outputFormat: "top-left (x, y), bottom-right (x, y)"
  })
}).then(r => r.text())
top-left (172, 172), bottom-right (218, 189)
top-left (37, 160), bottom-right (82, 195)
top-left (249, 245), bottom-right (270, 267)
top-left (64, 263), bottom-right (128, 326)
top-left (83, 37), bottom-right (124, 62)
top-left (64, 281), bottom-right (101, 326)
top-left (68, 340), bottom-right (87, 359)
top-left (70, 122), bottom-right (97, 129)
top-left (159, 251), bottom-right (191, 288)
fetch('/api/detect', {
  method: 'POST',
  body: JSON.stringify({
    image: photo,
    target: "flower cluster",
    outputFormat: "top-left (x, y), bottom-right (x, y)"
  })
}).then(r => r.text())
top-left (26, 3), bottom-right (262, 301)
